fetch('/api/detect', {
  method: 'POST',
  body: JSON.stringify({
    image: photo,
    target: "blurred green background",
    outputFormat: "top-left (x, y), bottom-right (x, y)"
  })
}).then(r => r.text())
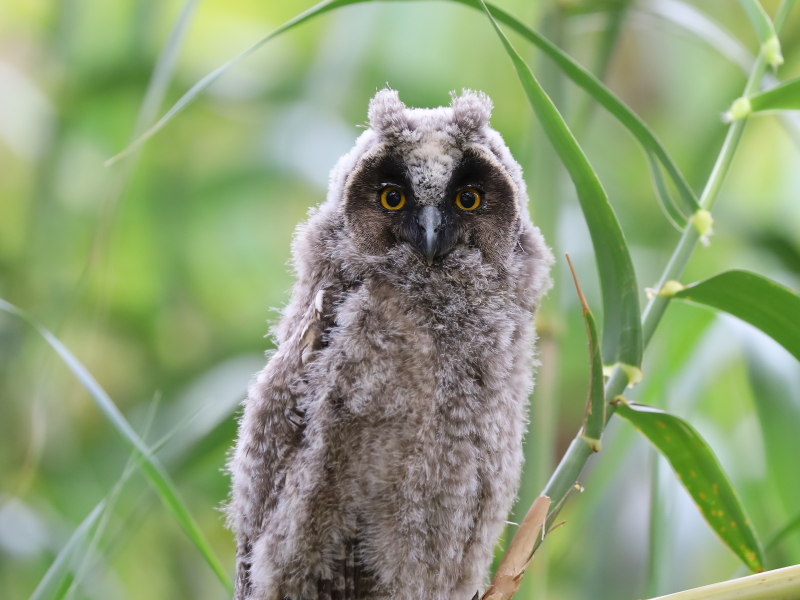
top-left (1, 0), bottom-right (800, 598)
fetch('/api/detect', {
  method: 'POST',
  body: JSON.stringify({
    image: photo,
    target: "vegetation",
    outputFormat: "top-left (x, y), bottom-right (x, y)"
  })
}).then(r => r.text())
top-left (1, 0), bottom-right (799, 599)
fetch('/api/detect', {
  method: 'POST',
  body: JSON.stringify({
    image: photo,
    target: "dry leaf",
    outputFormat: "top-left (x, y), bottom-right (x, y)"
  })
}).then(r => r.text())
top-left (480, 496), bottom-right (551, 600)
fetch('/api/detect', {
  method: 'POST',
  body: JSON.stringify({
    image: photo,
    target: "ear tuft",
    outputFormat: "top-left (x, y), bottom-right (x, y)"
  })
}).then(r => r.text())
top-left (368, 88), bottom-right (408, 135)
top-left (450, 89), bottom-right (492, 133)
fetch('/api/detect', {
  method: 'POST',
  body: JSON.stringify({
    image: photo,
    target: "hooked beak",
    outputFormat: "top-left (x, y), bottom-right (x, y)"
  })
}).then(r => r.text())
top-left (417, 205), bottom-right (442, 266)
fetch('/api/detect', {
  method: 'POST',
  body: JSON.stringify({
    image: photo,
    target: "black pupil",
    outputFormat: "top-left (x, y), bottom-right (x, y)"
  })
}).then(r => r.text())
top-left (461, 191), bottom-right (477, 208)
top-left (385, 189), bottom-right (402, 208)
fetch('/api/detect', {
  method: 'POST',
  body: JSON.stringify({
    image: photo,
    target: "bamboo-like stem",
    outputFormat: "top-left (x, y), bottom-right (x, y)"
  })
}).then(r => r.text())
top-left (644, 564), bottom-right (800, 600)
top-left (482, 497), bottom-right (551, 600)
top-left (527, 0), bottom-right (795, 557)
top-left (646, 451), bottom-right (665, 597)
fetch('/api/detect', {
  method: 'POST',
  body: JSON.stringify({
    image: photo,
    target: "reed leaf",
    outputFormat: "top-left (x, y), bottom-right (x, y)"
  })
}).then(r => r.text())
top-left (613, 399), bottom-right (765, 572)
top-left (480, 1), bottom-right (643, 375)
top-left (29, 390), bottom-right (225, 600)
top-left (566, 255), bottom-right (605, 451)
top-left (27, 503), bottom-right (105, 600)
top-left (673, 270), bottom-right (800, 362)
top-left (747, 75), bottom-right (800, 112)
top-left (105, 0), bottom-right (355, 166)
top-left (106, 0), bottom-right (699, 226)
top-left (644, 0), bottom-right (800, 147)
top-left (0, 299), bottom-right (233, 594)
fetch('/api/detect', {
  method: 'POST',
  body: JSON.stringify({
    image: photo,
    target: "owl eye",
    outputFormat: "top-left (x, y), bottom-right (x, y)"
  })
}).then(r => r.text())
top-left (379, 186), bottom-right (406, 210)
top-left (455, 188), bottom-right (482, 211)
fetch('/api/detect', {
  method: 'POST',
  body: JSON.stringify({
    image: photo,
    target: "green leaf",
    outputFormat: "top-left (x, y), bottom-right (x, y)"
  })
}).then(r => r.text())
top-left (433, 0), bottom-right (701, 217)
top-left (107, 0), bottom-right (699, 224)
top-left (130, 0), bottom-right (201, 140)
top-left (0, 299), bottom-right (233, 594)
top-left (30, 392), bottom-right (218, 600)
top-left (581, 307), bottom-right (605, 449)
top-left (613, 400), bottom-right (765, 572)
top-left (674, 270), bottom-right (800, 362)
top-left (647, 153), bottom-right (688, 230)
top-left (480, 1), bottom-right (642, 373)
top-left (649, 0), bottom-right (800, 144)
top-left (566, 255), bottom-right (605, 451)
top-left (571, 0), bottom-right (632, 134)
top-left (738, 0), bottom-right (783, 67)
top-left (748, 76), bottom-right (800, 112)
top-left (28, 503), bottom-right (105, 600)
top-left (105, 0), bottom-right (355, 165)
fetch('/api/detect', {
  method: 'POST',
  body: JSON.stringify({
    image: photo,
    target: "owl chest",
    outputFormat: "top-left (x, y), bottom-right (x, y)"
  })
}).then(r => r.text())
top-left (292, 281), bottom-right (530, 529)
top-left (309, 280), bottom-right (524, 424)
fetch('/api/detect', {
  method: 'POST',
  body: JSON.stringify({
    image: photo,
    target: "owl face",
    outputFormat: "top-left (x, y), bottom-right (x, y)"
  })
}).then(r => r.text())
top-left (340, 90), bottom-right (523, 268)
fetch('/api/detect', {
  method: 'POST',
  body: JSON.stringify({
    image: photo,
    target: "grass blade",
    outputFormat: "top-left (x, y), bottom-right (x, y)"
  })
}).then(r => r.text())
top-left (571, 0), bottom-right (632, 137)
top-left (0, 299), bottom-right (233, 594)
top-left (613, 399), bottom-right (765, 572)
top-left (480, 1), bottom-right (643, 376)
top-left (644, 0), bottom-right (753, 72)
top-left (566, 255), bottom-right (605, 451)
top-left (673, 270), bottom-right (800, 362)
top-left (105, 0), bottom-right (358, 166)
top-left (30, 392), bottom-right (221, 600)
top-left (131, 0), bottom-right (201, 140)
top-left (748, 76), bottom-right (800, 112)
top-left (62, 394), bottom-right (162, 600)
top-left (107, 0), bottom-right (699, 225)
top-left (28, 503), bottom-right (105, 600)
top-left (738, 0), bottom-right (784, 67)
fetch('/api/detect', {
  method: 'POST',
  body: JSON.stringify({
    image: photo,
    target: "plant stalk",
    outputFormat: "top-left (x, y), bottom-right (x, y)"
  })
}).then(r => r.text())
top-left (646, 452), bottom-right (670, 597)
top-left (644, 563), bottom-right (800, 600)
top-left (532, 0), bottom-right (794, 553)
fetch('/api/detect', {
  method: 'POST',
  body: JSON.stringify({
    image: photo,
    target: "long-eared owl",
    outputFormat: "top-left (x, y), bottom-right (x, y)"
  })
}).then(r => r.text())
top-left (228, 89), bottom-right (553, 600)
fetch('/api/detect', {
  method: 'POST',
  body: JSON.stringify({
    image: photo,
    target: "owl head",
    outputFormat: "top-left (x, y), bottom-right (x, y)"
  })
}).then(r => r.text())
top-left (325, 89), bottom-right (531, 270)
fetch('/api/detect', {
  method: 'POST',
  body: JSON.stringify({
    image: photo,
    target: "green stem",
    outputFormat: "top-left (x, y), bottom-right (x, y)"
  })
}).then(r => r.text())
top-left (533, 0), bottom-right (794, 553)
top-left (641, 50), bottom-right (770, 343)
top-left (644, 564), bottom-right (800, 600)
top-left (646, 452), bottom-right (669, 597)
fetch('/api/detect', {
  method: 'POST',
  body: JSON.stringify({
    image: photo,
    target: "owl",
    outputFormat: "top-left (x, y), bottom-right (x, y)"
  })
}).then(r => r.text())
top-left (228, 89), bottom-right (553, 600)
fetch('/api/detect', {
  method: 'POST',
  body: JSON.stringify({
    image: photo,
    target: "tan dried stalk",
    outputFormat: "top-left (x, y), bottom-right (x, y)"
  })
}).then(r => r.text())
top-left (480, 496), bottom-right (551, 600)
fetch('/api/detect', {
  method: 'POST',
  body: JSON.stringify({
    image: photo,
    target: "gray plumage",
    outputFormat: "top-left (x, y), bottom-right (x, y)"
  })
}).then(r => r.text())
top-left (228, 89), bottom-right (553, 600)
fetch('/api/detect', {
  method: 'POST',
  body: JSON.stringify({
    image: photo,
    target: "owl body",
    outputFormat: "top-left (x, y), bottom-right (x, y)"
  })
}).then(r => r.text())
top-left (229, 90), bottom-right (552, 600)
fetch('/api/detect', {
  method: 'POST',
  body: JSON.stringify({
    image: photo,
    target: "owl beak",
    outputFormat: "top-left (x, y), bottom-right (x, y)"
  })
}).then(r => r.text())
top-left (417, 205), bottom-right (443, 266)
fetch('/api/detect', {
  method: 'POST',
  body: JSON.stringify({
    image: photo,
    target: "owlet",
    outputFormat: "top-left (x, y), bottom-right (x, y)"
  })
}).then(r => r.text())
top-left (228, 89), bottom-right (553, 600)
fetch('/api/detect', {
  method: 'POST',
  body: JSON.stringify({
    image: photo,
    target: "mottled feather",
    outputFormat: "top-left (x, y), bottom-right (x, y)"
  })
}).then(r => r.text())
top-left (228, 89), bottom-right (553, 600)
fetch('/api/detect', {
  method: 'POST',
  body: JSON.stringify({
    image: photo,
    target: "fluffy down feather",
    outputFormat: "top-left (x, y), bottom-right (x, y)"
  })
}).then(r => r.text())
top-left (228, 89), bottom-right (553, 600)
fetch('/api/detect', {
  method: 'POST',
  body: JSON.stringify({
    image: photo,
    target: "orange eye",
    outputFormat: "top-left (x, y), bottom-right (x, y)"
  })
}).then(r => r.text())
top-left (455, 188), bottom-right (481, 211)
top-left (380, 186), bottom-right (406, 210)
